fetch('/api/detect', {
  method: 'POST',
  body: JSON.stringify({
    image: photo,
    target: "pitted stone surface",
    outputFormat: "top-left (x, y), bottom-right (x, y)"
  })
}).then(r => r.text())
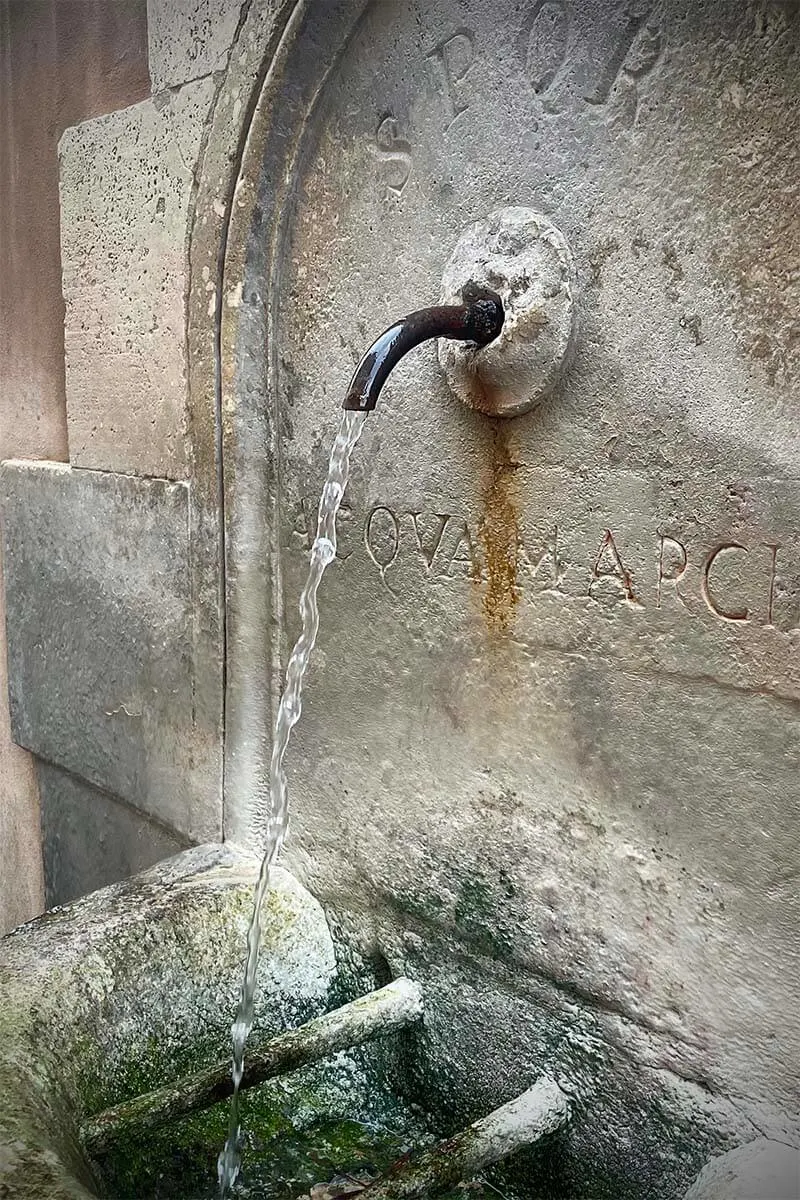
top-left (1, 460), bottom-right (221, 843)
top-left (438, 207), bottom-right (576, 416)
top-left (59, 78), bottom-right (215, 478)
top-left (147, 0), bottom-right (245, 92)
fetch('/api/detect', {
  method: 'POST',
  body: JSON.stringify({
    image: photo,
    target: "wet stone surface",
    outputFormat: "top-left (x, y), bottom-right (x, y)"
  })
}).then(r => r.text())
top-left (0, 846), bottom-right (536, 1200)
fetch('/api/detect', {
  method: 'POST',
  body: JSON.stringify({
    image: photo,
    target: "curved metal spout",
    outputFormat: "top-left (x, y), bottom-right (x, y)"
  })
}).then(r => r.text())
top-left (342, 290), bottom-right (504, 412)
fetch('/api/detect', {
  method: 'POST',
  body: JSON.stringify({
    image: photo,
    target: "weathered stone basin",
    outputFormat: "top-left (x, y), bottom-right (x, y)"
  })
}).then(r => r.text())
top-left (0, 845), bottom-right (429, 1200)
top-left (1, 844), bottom-right (798, 1199)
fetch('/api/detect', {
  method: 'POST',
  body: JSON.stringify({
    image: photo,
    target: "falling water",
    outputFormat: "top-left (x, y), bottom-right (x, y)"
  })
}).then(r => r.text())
top-left (217, 409), bottom-right (366, 1197)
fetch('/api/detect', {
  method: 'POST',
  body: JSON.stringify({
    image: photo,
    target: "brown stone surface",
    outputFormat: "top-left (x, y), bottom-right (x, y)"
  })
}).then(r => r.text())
top-left (0, 0), bottom-right (150, 932)
top-left (0, 581), bottom-right (41, 933)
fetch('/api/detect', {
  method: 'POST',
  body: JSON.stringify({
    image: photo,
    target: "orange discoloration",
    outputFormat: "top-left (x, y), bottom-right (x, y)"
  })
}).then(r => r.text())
top-left (477, 423), bottom-right (522, 633)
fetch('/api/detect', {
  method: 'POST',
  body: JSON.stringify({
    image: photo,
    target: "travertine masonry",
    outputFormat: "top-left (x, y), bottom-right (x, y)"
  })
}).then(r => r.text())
top-left (2, 0), bottom-right (796, 1193)
top-left (147, 0), bottom-right (246, 91)
top-left (217, 2), bottom-right (800, 1194)
top-left (59, 78), bottom-right (215, 479)
top-left (0, 0), bottom-right (150, 935)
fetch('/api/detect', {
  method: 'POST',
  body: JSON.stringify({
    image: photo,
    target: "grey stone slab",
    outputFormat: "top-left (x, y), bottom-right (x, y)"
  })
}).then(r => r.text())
top-left (684, 1140), bottom-right (800, 1200)
top-left (38, 760), bottom-right (188, 909)
top-left (1, 460), bottom-right (221, 842)
top-left (147, 0), bottom-right (245, 92)
top-left (59, 79), bottom-right (215, 479)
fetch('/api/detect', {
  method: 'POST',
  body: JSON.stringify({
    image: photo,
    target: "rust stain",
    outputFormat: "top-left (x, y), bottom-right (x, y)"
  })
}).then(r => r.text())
top-left (477, 422), bottom-right (522, 634)
top-left (458, 360), bottom-right (507, 416)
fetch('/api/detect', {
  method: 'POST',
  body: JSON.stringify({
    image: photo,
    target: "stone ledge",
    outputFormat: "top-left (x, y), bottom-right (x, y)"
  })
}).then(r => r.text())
top-left (1, 459), bottom-right (221, 844)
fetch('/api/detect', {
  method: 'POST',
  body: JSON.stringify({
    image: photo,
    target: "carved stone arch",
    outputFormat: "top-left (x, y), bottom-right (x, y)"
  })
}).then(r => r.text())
top-left (185, 0), bottom-right (367, 844)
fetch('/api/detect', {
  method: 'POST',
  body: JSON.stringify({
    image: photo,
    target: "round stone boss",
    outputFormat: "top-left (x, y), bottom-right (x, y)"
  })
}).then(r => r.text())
top-left (438, 206), bottom-right (577, 417)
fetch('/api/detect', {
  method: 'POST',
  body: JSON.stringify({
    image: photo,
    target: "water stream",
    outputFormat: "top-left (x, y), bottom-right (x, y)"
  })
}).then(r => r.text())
top-left (218, 409), bottom-right (367, 1197)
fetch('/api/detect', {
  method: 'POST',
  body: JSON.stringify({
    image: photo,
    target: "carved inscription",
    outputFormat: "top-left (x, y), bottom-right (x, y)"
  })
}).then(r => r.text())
top-left (425, 2), bottom-right (663, 133)
top-left (364, 506), bottom-right (401, 591)
top-left (447, 520), bottom-right (481, 577)
top-left (657, 535), bottom-right (789, 628)
top-left (410, 511), bottom-right (449, 569)
top-left (702, 543), bottom-right (750, 623)
top-left (582, 4), bottom-right (662, 106)
top-left (516, 0), bottom-right (571, 99)
top-left (365, 510), bottom-right (480, 581)
top-left (290, 502), bottom-right (797, 635)
top-left (373, 115), bottom-right (412, 197)
top-left (291, 497), bottom-right (354, 561)
top-left (382, 5), bottom-right (664, 185)
top-left (657, 535), bottom-right (688, 610)
top-left (518, 524), bottom-right (564, 589)
top-left (427, 30), bottom-right (475, 127)
top-left (590, 529), bottom-right (642, 607)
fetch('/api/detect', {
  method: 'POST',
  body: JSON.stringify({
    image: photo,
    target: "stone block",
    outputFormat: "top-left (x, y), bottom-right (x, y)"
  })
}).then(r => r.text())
top-left (147, 0), bottom-right (245, 92)
top-left (59, 79), bottom-right (215, 479)
top-left (1, 460), bottom-right (221, 843)
top-left (38, 762), bottom-right (187, 908)
top-left (684, 1140), bottom-right (800, 1200)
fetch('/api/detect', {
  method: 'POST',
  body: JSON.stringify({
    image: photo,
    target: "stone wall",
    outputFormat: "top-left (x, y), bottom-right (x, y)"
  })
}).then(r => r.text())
top-left (2, 0), bottom-right (304, 916)
top-left (213, 2), bottom-right (800, 1194)
top-left (0, 0), bottom-right (150, 930)
top-left (0, 0), bottom-right (257, 919)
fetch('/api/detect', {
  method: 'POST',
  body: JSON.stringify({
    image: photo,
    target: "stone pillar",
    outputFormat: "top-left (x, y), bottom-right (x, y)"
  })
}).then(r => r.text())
top-left (2, 0), bottom-right (272, 911)
top-left (0, 0), bottom-right (150, 931)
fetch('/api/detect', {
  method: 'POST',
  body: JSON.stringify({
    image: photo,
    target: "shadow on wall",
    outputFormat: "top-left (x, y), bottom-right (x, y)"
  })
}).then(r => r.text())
top-left (0, 0), bottom-right (150, 933)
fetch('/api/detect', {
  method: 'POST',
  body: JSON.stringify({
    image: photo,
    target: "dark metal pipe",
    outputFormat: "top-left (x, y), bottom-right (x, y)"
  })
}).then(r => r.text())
top-left (342, 289), bottom-right (504, 412)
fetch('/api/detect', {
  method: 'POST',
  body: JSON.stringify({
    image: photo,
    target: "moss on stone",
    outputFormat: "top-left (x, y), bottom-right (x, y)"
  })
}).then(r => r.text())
top-left (454, 878), bottom-right (514, 962)
top-left (390, 887), bottom-right (447, 925)
top-left (91, 1048), bottom-right (430, 1200)
top-left (0, 847), bottom-right (742, 1200)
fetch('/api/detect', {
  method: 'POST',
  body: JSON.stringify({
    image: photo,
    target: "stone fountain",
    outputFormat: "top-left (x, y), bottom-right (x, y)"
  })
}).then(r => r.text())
top-left (1, 1), bottom-right (798, 1196)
